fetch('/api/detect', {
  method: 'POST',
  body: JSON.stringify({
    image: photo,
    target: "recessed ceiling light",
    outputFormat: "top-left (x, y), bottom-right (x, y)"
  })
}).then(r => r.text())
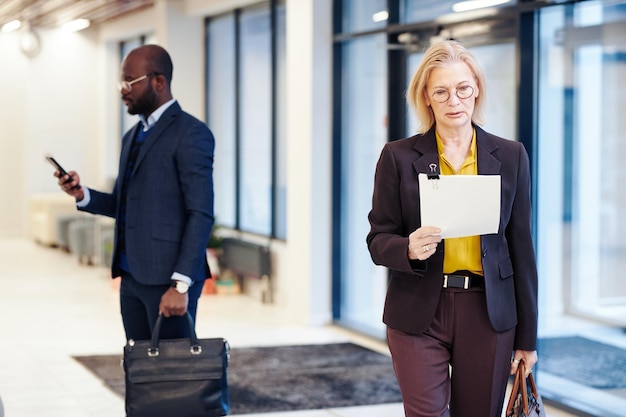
top-left (372, 10), bottom-right (389, 23)
top-left (452, 0), bottom-right (511, 13)
top-left (62, 18), bottom-right (90, 32)
top-left (2, 19), bottom-right (22, 33)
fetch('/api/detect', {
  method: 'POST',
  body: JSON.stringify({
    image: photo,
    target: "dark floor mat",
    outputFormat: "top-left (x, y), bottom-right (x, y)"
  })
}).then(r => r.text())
top-left (74, 342), bottom-right (402, 414)
top-left (538, 336), bottom-right (626, 389)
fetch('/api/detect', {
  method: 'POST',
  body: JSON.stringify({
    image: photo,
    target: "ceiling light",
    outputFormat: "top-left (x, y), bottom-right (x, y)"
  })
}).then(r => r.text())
top-left (452, 0), bottom-right (511, 13)
top-left (2, 19), bottom-right (22, 33)
top-left (62, 18), bottom-right (90, 32)
top-left (372, 10), bottom-right (389, 23)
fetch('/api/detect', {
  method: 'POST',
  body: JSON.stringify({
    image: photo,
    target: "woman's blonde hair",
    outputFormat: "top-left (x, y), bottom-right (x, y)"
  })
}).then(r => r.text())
top-left (407, 40), bottom-right (487, 134)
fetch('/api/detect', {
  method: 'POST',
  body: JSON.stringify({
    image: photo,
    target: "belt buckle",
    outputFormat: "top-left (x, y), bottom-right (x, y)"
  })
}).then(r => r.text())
top-left (463, 275), bottom-right (470, 289)
top-left (443, 274), bottom-right (471, 289)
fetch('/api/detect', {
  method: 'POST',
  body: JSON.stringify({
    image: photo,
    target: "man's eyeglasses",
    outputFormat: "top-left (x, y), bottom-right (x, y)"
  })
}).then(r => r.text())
top-left (431, 85), bottom-right (475, 103)
top-left (119, 73), bottom-right (153, 93)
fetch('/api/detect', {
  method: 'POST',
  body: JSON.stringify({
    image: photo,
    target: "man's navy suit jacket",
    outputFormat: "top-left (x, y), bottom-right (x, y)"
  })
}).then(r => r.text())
top-left (367, 125), bottom-right (538, 351)
top-left (81, 102), bottom-right (214, 286)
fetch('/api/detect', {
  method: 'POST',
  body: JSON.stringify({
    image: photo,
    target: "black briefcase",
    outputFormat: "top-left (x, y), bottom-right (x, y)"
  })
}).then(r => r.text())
top-left (123, 312), bottom-right (230, 417)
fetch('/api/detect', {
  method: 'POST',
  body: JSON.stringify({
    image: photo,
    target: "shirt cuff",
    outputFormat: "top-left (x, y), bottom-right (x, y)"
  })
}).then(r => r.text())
top-left (171, 272), bottom-right (192, 286)
top-left (75, 187), bottom-right (91, 207)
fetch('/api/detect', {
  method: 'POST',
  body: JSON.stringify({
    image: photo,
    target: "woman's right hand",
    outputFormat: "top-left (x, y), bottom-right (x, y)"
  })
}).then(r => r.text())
top-left (408, 226), bottom-right (442, 261)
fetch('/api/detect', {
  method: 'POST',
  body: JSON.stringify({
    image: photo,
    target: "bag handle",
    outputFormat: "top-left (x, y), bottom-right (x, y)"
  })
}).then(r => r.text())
top-left (148, 312), bottom-right (202, 357)
top-left (527, 365), bottom-right (540, 398)
top-left (519, 361), bottom-right (530, 415)
top-left (505, 359), bottom-right (530, 416)
top-left (505, 361), bottom-right (521, 415)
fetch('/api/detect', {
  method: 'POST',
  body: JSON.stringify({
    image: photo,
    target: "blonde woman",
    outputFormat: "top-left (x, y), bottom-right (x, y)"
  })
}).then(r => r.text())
top-left (367, 40), bottom-right (538, 417)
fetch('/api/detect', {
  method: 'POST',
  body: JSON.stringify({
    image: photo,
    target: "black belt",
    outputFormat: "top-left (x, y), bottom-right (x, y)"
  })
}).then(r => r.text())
top-left (443, 273), bottom-right (484, 289)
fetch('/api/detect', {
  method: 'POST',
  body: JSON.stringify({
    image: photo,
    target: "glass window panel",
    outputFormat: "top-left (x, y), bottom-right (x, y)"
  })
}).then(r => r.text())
top-left (239, 5), bottom-right (272, 235)
top-left (472, 43), bottom-right (516, 139)
top-left (403, 0), bottom-right (456, 23)
top-left (537, 1), bottom-right (626, 414)
top-left (341, 0), bottom-right (388, 33)
top-left (275, 3), bottom-right (287, 240)
top-left (403, 0), bottom-right (517, 24)
top-left (538, 1), bottom-right (626, 328)
top-left (338, 34), bottom-right (388, 339)
top-left (207, 14), bottom-right (237, 228)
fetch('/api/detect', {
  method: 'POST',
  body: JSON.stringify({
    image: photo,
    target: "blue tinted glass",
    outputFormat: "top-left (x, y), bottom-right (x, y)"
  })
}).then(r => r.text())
top-left (338, 34), bottom-right (388, 338)
top-left (536, 2), bottom-right (626, 415)
top-left (342, 0), bottom-right (388, 33)
top-left (207, 14), bottom-right (237, 228)
top-left (403, 0), bottom-right (454, 23)
top-left (275, 3), bottom-right (287, 240)
top-left (403, 0), bottom-right (517, 24)
top-left (239, 6), bottom-right (272, 235)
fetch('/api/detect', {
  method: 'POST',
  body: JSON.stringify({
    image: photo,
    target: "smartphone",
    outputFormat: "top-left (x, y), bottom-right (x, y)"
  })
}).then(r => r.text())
top-left (46, 155), bottom-right (69, 176)
top-left (46, 155), bottom-right (80, 189)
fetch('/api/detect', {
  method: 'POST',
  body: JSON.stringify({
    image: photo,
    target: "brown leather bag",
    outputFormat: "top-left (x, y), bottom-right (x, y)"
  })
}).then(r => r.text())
top-left (505, 360), bottom-right (546, 417)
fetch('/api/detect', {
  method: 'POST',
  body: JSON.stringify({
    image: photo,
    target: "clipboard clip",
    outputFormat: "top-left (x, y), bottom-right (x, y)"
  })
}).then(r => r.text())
top-left (427, 163), bottom-right (439, 189)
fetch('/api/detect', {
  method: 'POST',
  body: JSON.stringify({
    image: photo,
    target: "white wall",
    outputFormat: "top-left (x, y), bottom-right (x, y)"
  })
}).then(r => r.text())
top-left (0, 29), bottom-right (28, 237)
top-left (284, 0), bottom-right (333, 325)
top-left (155, 0), bottom-right (205, 120)
top-left (0, 0), bottom-right (335, 327)
top-left (0, 0), bottom-right (205, 239)
top-left (0, 27), bottom-right (100, 237)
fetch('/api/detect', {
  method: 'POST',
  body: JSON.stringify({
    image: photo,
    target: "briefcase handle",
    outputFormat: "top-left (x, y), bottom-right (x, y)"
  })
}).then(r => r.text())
top-left (148, 312), bottom-right (202, 357)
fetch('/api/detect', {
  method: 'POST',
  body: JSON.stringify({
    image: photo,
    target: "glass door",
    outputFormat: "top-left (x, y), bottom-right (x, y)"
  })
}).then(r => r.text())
top-left (336, 33), bottom-right (389, 339)
top-left (536, 1), bottom-right (626, 415)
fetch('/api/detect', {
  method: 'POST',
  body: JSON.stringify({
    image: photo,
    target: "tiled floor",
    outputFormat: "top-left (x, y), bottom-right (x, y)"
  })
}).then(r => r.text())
top-left (0, 237), bottom-right (576, 417)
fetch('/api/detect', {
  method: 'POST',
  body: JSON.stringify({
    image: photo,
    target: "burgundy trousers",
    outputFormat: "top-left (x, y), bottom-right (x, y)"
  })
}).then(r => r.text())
top-left (387, 287), bottom-right (515, 417)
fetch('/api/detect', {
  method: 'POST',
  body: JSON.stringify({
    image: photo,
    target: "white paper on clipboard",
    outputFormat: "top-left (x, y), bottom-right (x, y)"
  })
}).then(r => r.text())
top-left (418, 173), bottom-right (501, 239)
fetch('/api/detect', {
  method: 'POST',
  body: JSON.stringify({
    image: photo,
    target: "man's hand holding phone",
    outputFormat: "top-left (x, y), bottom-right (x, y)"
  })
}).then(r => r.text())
top-left (46, 155), bottom-right (84, 201)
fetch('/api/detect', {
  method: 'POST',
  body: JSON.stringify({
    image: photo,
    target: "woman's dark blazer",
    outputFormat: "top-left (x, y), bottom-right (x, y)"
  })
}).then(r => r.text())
top-left (367, 125), bottom-right (538, 351)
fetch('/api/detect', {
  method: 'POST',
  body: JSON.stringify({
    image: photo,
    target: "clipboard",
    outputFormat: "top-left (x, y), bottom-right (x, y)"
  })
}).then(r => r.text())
top-left (418, 173), bottom-right (501, 239)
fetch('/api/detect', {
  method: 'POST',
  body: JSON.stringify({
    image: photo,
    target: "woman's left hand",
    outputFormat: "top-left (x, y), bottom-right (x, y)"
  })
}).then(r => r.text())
top-left (407, 226), bottom-right (442, 261)
top-left (510, 349), bottom-right (538, 376)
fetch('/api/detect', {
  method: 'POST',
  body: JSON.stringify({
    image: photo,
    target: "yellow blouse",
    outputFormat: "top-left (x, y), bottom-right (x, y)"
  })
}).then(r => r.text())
top-left (436, 130), bottom-right (483, 276)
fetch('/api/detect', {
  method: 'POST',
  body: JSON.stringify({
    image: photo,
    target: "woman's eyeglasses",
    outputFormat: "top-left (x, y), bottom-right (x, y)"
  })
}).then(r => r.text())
top-left (431, 85), bottom-right (475, 103)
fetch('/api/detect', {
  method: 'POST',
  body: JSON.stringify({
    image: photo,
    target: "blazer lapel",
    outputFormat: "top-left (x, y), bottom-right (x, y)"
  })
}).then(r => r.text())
top-left (132, 102), bottom-right (182, 173)
top-left (411, 129), bottom-right (440, 177)
top-left (411, 125), bottom-right (503, 175)
top-left (475, 125), bottom-right (501, 175)
top-left (475, 126), bottom-right (503, 242)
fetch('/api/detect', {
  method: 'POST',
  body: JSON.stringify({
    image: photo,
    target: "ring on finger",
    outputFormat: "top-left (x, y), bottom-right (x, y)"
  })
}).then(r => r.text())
top-left (423, 245), bottom-right (430, 252)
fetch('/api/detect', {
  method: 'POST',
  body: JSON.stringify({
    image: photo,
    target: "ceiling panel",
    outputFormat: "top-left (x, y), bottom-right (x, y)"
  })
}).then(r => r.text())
top-left (0, 0), bottom-right (154, 29)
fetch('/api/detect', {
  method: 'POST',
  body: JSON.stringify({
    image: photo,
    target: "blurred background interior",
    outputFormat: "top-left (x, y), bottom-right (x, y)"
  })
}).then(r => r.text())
top-left (1, 0), bottom-right (626, 416)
